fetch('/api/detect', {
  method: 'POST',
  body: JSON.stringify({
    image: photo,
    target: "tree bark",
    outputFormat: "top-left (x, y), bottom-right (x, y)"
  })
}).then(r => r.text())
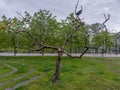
top-left (52, 49), bottom-right (62, 83)
top-left (79, 47), bottom-right (89, 58)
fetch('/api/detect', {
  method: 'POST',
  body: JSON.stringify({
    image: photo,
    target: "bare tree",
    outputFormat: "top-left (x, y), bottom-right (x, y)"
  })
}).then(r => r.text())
top-left (16, 0), bottom-right (110, 83)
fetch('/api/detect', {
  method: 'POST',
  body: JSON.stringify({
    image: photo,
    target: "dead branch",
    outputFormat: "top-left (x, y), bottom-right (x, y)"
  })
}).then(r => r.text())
top-left (62, 24), bottom-right (81, 48)
top-left (75, 0), bottom-right (83, 17)
top-left (31, 45), bottom-right (58, 51)
top-left (62, 0), bottom-right (84, 49)
top-left (63, 47), bottom-right (89, 58)
top-left (103, 14), bottom-right (110, 32)
top-left (62, 0), bottom-right (104, 59)
top-left (102, 14), bottom-right (110, 52)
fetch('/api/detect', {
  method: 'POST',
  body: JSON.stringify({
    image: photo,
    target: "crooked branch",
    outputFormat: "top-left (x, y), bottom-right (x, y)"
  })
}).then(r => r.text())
top-left (103, 14), bottom-right (110, 32)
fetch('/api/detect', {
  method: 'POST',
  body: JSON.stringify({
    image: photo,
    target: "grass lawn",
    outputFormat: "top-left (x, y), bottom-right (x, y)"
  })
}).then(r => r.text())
top-left (0, 56), bottom-right (120, 90)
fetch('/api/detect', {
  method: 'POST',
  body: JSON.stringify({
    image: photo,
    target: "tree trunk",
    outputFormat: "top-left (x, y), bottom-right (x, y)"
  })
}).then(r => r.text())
top-left (52, 49), bottom-right (62, 83)
top-left (41, 49), bottom-right (44, 56)
top-left (13, 34), bottom-right (17, 56)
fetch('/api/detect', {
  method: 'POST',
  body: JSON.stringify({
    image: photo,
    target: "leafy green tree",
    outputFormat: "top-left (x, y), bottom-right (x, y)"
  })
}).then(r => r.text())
top-left (92, 31), bottom-right (114, 53)
top-left (113, 32), bottom-right (120, 53)
top-left (21, 10), bottom-right (59, 54)
top-left (0, 15), bottom-right (13, 51)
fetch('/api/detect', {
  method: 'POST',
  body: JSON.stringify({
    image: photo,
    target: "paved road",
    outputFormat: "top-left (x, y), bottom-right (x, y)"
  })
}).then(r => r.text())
top-left (0, 52), bottom-right (120, 57)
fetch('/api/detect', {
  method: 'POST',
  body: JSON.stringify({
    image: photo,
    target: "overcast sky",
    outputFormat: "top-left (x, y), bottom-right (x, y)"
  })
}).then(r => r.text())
top-left (0, 0), bottom-right (120, 32)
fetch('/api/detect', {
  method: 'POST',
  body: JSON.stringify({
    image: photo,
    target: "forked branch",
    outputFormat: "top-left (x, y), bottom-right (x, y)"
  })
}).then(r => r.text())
top-left (62, 24), bottom-right (81, 48)
top-left (62, 0), bottom-right (84, 49)
top-left (63, 0), bottom-right (105, 58)
top-left (30, 45), bottom-right (58, 52)
top-left (75, 0), bottom-right (83, 17)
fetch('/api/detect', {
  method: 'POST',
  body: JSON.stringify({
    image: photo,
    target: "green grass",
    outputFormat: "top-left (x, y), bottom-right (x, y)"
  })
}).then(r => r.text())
top-left (0, 56), bottom-right (120, 90)
top-left (0, 63), bottom-right (13, 76)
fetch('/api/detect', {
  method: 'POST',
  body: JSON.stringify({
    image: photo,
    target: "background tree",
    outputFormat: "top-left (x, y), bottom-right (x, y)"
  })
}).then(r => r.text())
top-left (0, 15), bottom-right (13, 52)
top-left (7, 17), bottom-right (24, 56)
top-left (91, 31), bottom-right (113, 53)
top-left (23, 10), bottom-right (59, 54)
top-left (113, 32), bottom-right (120, 54)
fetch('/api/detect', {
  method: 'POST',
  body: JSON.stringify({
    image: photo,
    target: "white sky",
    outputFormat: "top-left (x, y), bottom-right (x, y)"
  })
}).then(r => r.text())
top-left (0, 0), bottom-right (120, 32)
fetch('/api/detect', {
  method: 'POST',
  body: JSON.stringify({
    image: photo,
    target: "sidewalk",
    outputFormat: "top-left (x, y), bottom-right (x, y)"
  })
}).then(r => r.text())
top-left (0, 52), bottom-right (120, 57)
